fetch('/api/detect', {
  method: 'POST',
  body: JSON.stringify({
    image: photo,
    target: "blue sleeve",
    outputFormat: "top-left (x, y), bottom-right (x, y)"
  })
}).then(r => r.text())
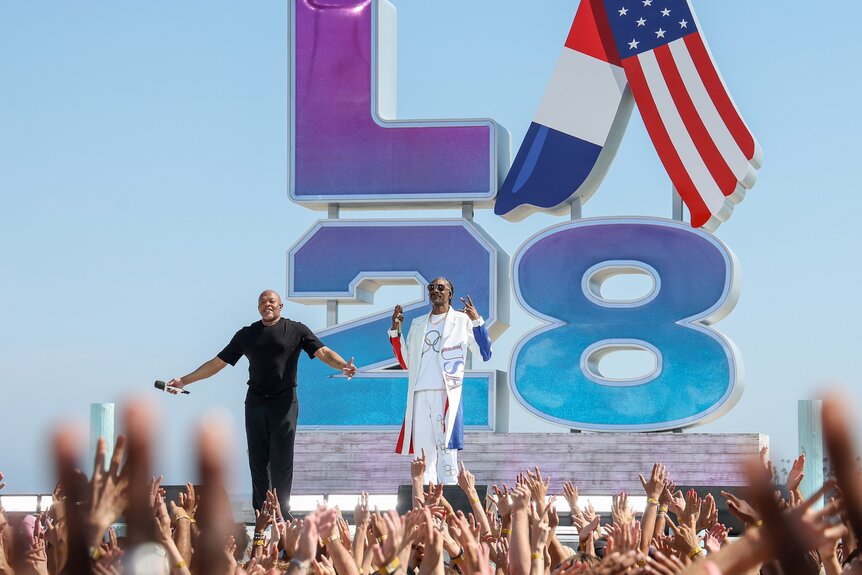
top-left (472, 323), bottom-right (492, 361)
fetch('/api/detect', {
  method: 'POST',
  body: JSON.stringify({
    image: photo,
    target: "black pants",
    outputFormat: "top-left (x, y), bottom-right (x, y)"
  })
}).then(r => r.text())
top-left (245, 394), bottom-right (298, 513)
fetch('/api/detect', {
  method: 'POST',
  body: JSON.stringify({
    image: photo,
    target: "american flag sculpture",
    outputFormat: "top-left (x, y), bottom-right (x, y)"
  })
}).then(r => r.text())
top-left (495, 0), bottom-right (762, 230)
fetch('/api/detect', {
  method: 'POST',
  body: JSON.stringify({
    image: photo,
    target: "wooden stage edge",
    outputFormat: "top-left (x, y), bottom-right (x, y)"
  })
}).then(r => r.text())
top-left (291, 431), bottom-right (768, 495)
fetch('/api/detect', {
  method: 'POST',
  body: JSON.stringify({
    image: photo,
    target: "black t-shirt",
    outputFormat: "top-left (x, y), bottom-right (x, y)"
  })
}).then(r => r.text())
top-left (217, 318), bottom-right (325, 399)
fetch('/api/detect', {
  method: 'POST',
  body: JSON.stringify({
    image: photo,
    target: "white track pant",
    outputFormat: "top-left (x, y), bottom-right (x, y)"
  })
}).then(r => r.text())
top-left (412, 390), bottom-right (458, 485)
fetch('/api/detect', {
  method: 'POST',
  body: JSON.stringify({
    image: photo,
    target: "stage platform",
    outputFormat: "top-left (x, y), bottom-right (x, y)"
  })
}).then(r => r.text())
top-left (290, 430), bottom-right (767, 494)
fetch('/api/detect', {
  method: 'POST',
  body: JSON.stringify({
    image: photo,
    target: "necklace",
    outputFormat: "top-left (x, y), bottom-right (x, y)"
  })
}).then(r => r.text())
top-left (428, 310), bottom-right (447, 326)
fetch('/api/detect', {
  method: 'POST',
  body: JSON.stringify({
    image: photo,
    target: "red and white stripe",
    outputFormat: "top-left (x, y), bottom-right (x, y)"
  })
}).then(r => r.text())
top-left (621, 32), bottom-right (762, 230)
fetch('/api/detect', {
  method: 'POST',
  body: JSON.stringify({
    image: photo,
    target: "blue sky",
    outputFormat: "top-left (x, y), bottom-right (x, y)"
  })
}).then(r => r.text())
top-left (1, 0), bottom-right (860, 492)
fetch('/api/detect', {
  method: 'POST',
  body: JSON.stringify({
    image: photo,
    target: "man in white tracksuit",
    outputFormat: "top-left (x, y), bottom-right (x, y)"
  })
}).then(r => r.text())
top-left (388, 277), bottom-right (493, 485)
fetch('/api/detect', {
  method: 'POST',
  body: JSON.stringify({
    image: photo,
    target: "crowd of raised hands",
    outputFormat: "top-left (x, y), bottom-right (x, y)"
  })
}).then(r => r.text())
top-left (1, 394), bottom-right (862, 575)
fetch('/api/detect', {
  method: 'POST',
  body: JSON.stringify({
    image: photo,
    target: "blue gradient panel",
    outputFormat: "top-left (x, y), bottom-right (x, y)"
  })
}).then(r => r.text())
top-left (291, 0), bottom-right (507, 204)
top-left (288, 220), bottom-right (504, 428)
top-left (495, 123), bottom-right (601, 216)
top-left (510, 218), bottom-right (741, 431)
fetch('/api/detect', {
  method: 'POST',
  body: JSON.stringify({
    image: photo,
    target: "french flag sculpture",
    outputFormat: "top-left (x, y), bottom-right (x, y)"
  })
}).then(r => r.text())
top-left (495, 0), bottom-right (762, 230)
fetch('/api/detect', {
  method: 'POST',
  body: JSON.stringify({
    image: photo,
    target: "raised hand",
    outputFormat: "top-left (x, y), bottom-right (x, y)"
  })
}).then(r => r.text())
top-left (697, 493), bottom-right (717, 532)
top-left (460, 295), bottom-right (480, 321)
top-left (510, 483), bottom-right (531, 512)
top-left (720, 490), bottom-right (761, 526)
top-left (703, 523), bottom-right (728, 553)
top-left (255, 500), bottom-right (274, 533)
top-left (86, 435), bottom-right (130, 547)
top-left (424, 483), bottom-right (443, 508)
top-left (611, 492), bottom-right (636, 527)
top-left (179, 482), bottom-right (197, 519)
top-left (526, 466), bottom-right (550, 514)
top-left (666, 488), bottom-right (686, 519)
top-left (562, 481), bottom-right (580, 516)
top-left (282, 518), bottom-right (303, 559)
top-left (266, 488), bottom-right (284, 522)
top-left (391, 305), bottom-right (404, 332)
top-left (576, 514), bottom-right (600, 543)
top-left (489, 537), bottom-right (509, 572)
top-left (458, 461), bottom-right (478, 496)
top-left (528, 504), bottom-right (552, 554)
top-left (668, 518), bottom-right (702, 558)
top-left (418, 507), bottom-right (444, 575)
top-left (24, 527), bottom-right (50, 575)
top-left (787, 454), bottom-right (806, 493)
top-left (758, 446), bottom-right (776, 482)
top-left (411, 449), bottom-right (427, 481)
top-left (489, 484), bottom-right (512, 519)
top-left (638, 463), bottom-right (667, 501)
top-left (680, 489), bottom-right (702, 528)
top-left (355, 491), bottom-right (371, 527)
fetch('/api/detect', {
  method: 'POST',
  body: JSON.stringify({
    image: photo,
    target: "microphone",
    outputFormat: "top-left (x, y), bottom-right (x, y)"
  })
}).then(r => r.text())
top-left (154, 380), bottom-right (190, 395)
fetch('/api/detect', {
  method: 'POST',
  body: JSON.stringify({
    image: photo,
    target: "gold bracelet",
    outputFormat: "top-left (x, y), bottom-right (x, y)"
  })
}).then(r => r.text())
top-left (377, 535), bottom-right (388, 544)
top-left (470, 497), bottom-right (480, 504)
top-left (501, 528), bottom-right (511, 535)
top-left (89, 546), bottom-right (106, 560)
top-left (753, 520), bottom-right (764, 526)
top-left (254, 539), bottom-right (266, 547)
top-left (688, 546), bottom-right (704, 559)
top-left (174, 560), bottom-right (188, 568)
top-left (175, 515), bottom-right (191, 522)
top-left (324, 534), bottom-right (340, 545)
top-left (646, 497), bottom-right (660, 505)
top-left (531, 552), bottom-right (543, 560)
top-left (659, 506), bottom-right (668, 513)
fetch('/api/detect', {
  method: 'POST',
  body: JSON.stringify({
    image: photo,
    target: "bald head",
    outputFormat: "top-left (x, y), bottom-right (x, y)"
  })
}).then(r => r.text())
top-left (258, 290), bottom-right (283, 325)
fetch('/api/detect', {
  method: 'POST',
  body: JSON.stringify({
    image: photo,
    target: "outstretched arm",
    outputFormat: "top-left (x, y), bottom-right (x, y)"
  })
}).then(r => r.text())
top-left (314, 347), bottom-right (356, 378)
top-left (169, 357), bottom-right (228, 391)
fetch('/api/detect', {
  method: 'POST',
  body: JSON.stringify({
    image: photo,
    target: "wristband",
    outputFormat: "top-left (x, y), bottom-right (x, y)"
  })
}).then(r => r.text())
top-left (324, 534), bottom-right (340, 545)
top-left (659, 506), bottom-right (668, 513)
top-left (753, 520), bottom-right (764, 527)
top-left (501, 528), bottom-right (511, 535)
top-left (377, 557), bottom-right (402, 575)
top-left (175, 515), bottom-right (191, 522)
top-left (688, 546), bottom-right (704, 559)
top-left (531, 552), bottom-right (543, 560)
top-left (647, 498), bottom-right (660, 505)
top-left (89, 546), bottom-right (106, 560)
top-left (377, 535), bottom-right (388, 544)
top-left (470, 497), bottom-right (480, 504)
top-left (173, 560), bottom-right (188, 568)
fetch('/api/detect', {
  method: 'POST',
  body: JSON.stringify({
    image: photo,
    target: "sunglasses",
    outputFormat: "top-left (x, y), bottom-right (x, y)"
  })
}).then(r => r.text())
top-left (427, 284), bottom-right (449, 292)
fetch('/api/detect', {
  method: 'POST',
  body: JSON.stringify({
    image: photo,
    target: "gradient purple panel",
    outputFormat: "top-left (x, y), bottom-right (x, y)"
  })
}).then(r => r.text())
top-left (292, 0), bottom-right (494, 201)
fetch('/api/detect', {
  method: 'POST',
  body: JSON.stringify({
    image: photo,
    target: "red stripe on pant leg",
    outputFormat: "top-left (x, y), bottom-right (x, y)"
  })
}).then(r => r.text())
top-left (654, 44), bottom-right (736, 197)
top-left (684, 33), bottom-right (756, 160)
top-left (623, 55), bottom-right (713, 228)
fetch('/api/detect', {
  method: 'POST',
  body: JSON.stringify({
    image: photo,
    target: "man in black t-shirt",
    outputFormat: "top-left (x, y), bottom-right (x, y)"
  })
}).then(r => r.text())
top-left (168, 290), bottom-right (356, 513)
